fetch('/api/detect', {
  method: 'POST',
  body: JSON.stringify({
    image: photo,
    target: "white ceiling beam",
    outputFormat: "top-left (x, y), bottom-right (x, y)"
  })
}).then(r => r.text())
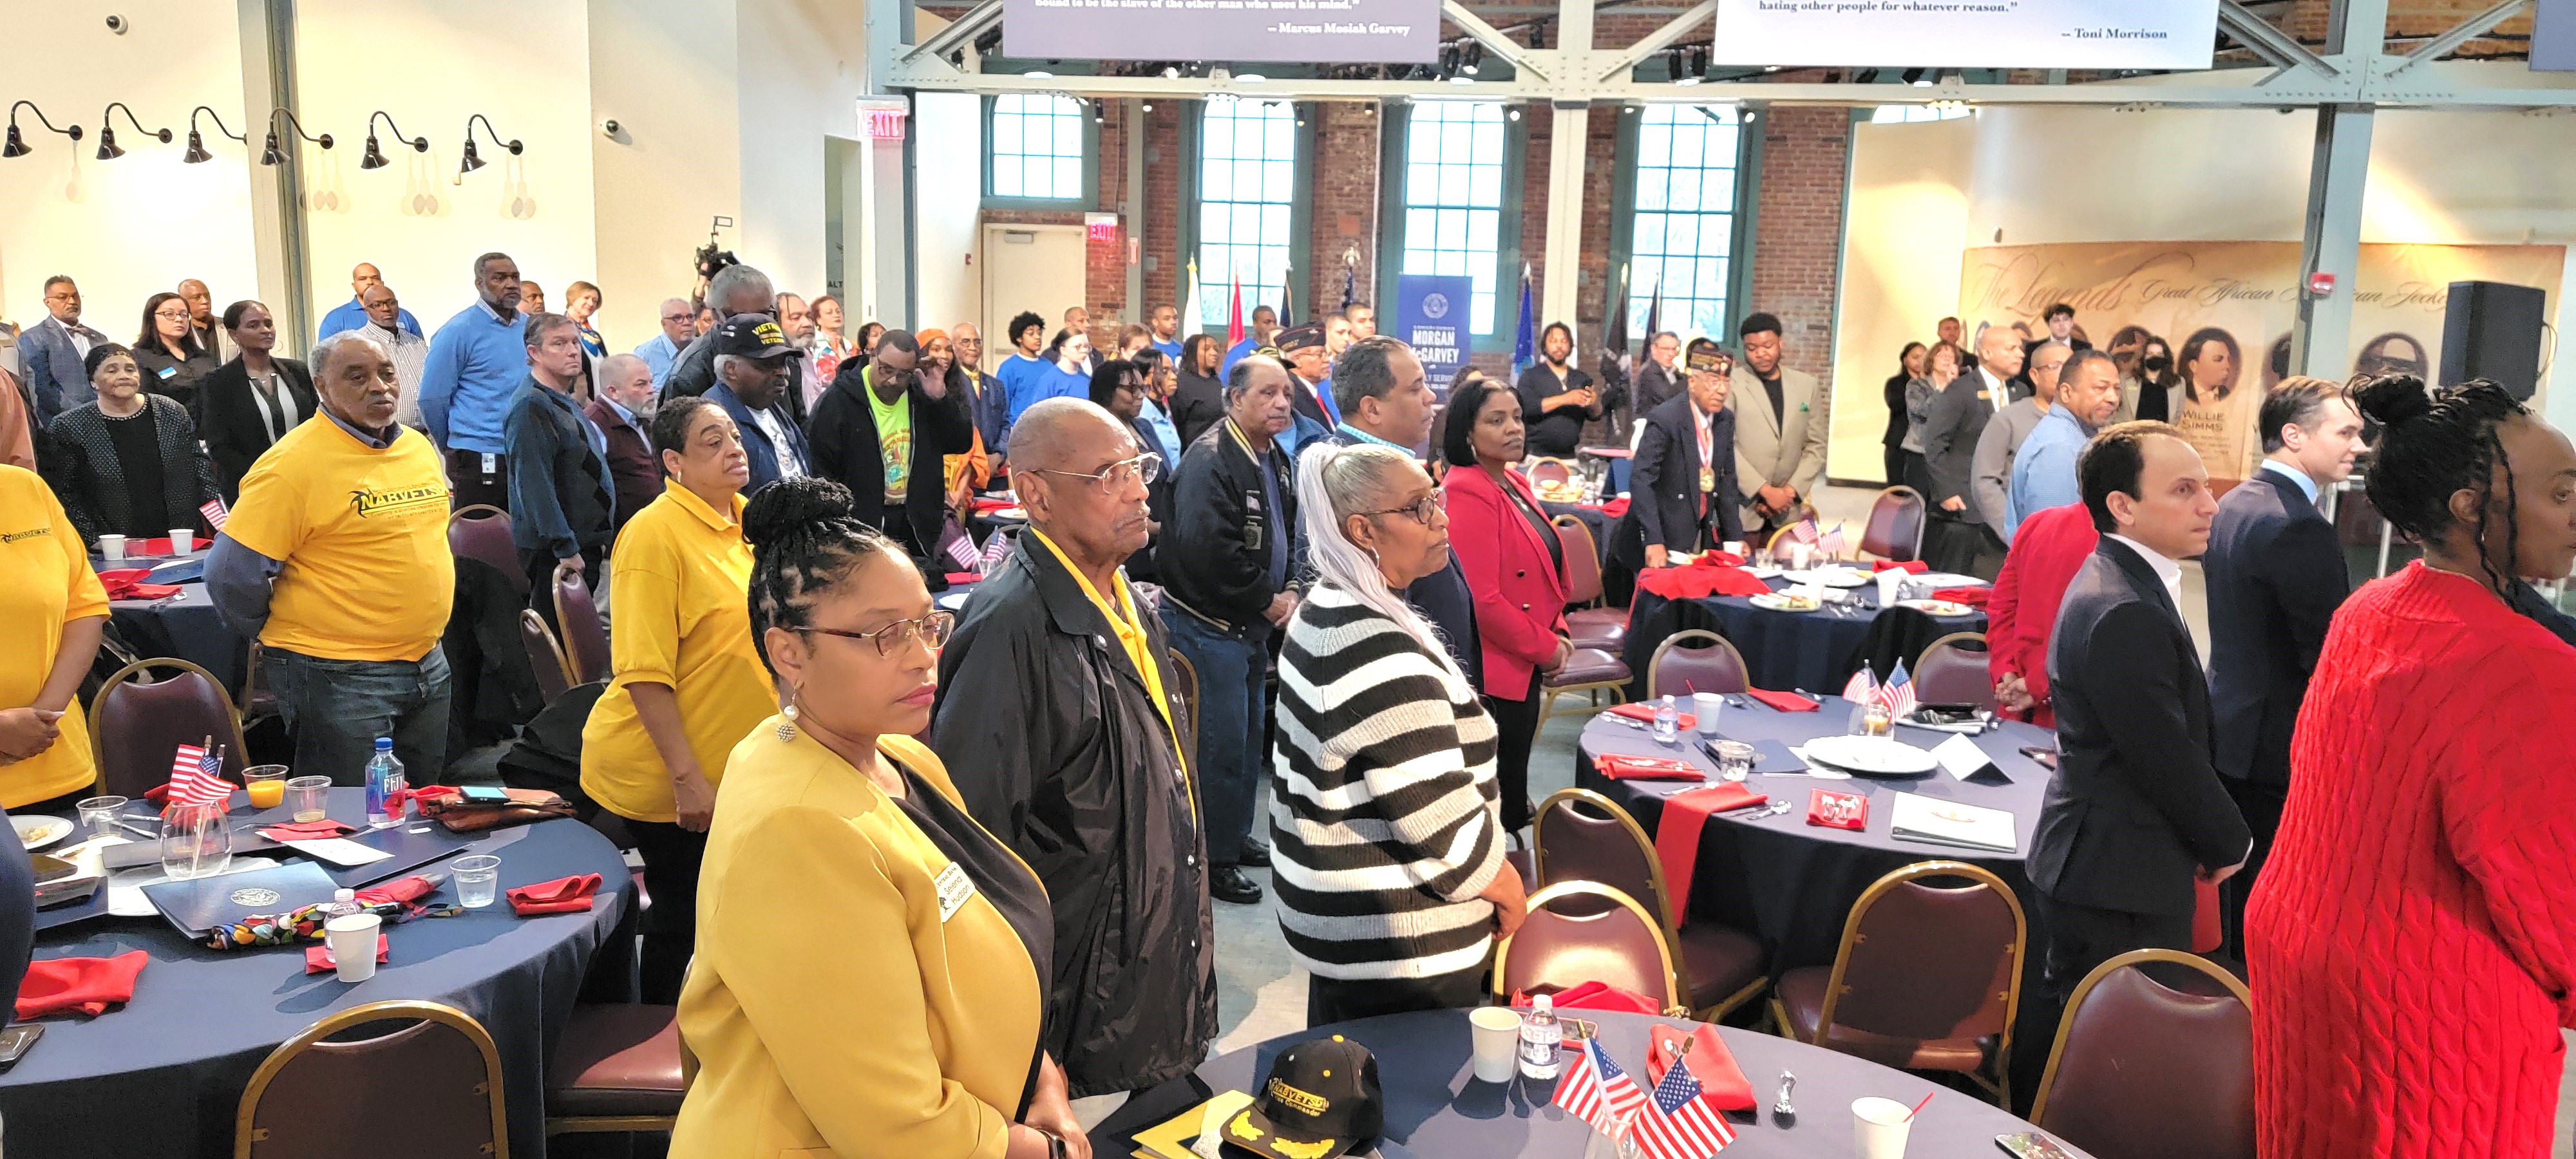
top-left (1441, 0), bottom-right (1548, 82)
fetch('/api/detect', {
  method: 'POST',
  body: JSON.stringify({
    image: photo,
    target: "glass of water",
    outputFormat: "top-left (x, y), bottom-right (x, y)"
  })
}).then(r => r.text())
top-left (451, 855), bottom-right (503, 908)
top-left (1714, 741), bottom-right (1757, 783)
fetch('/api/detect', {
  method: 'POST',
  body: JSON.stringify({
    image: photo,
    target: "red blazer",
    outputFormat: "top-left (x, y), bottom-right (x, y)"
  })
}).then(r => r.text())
top-left (1443, 464), bottom-right (1569, 700)
top-left (1985, 502), bottom-right (2097, 728)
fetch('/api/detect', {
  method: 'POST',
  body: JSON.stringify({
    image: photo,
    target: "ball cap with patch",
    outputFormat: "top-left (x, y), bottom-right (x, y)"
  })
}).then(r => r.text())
top-left (715, 313), bottom-right (801, 359)
top-left (1221, 1035), bottom-right (1383, 1159)
top-left (1273, 323), bottom-right (1328, 355)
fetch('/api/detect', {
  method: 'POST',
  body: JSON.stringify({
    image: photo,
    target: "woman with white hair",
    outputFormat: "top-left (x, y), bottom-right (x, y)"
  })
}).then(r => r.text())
top-left (1271, 442), bottom-right (1526, 1026)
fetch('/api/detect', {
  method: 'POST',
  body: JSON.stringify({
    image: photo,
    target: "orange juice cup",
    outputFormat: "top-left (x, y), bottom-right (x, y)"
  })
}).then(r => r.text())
top-left (243, 766), bottom-right (289, 809)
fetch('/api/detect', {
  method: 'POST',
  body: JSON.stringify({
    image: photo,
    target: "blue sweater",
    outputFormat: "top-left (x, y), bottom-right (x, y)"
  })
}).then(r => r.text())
top-left (1001, 357), bottom-right (1088, 424)
top-left (418, 303), bottom-right (529, 455)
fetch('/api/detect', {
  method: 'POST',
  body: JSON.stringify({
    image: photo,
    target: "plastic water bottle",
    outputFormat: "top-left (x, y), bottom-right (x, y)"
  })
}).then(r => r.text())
top-left (364, 738), bottom-right (406, 825)
top-left (316, 888), bottom-right (362, 924)
top-left (1652, 695), bottom-right (1680, 747)
top-left (1519, 994), bottom-right (1562, 1080)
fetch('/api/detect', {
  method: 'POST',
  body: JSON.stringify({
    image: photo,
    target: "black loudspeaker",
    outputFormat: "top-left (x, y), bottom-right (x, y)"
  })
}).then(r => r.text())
top-left (2440, 280), bottom-right (2547, 400)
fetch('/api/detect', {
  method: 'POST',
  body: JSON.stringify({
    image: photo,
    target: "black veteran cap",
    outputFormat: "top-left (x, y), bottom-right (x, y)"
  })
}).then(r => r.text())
top-left (1274, 323), bottom-right (1329, 355)
top-left (715, 313), bottom-right (800, 359)
top-left (1221, 1034), bottom-right (1383, 1159)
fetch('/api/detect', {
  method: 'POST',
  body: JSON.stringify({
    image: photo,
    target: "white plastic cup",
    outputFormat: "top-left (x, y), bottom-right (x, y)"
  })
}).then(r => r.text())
top-left (1877, 568), bottom-right (1906, 608)
top-left (1692, 693), bottom-right (1725, 737)
top-left (1468, 1006), bottom-right (1522, 1083)
top-left (1721, 540), bottom-right (1745, 560)
top-left (1852, 1097), bottom-right (1915, 1159)
top-left (99, 534), bottom-right (127, 561)
top-left (169, 529), bottom-right (194, 554)
top-left (325, 913), bottom-right (382, 983)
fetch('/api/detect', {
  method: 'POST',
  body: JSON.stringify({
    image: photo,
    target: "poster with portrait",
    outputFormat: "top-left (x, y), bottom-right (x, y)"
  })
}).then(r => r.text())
top-left (1954, 241), bottom-right (2566, 480)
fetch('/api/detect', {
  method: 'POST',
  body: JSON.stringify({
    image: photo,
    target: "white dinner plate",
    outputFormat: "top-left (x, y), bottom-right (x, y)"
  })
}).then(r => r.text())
top-left (1786, 567), bottom-right (1871, 589)
top-left (1750, 592), bottom-right (1821, 613)
top-left (1899, 599), bottom-right (1975, 617)
top-left (14, 815), bottom-right (71, 851)
top-left (1800, 734), bottom-right (1940, 776)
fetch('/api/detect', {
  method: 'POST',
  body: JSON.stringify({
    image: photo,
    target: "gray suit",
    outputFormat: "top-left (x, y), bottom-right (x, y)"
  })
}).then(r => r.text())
top-left (1971, 396), bottom-right (2045, 536)
top-left (19, 315), bottom-right (107, 421)
top-left (1727, 363), bottom-right (1828, 531)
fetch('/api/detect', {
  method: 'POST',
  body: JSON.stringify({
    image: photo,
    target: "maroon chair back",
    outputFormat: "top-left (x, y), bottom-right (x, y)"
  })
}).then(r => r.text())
top-left (2034, 952), bottom-right (2255, 1159)
top-left (1533, 789), bottom-right (1678, 928)
top-left (89, 659), bottom-right (249, 800)
top-left (1552, 517), bottom-right (1604, 605)
top-left (553, 572), bottom-right (611, 684)
top-left (1647, 630), bottom-right (1750, 697)
top-left (1823, 862), bottom-right (2023, 1048)
top-left (238, 1002), bottom-right (507, 1158)
top-left (1914, 632), bottom-right (1994, 710)
top-left (448, 505), bottom-right (525, 597)
top-left (1861, 487), bottom-right (1926, 562)
top-left (1494, 882), bottom-right (1680, 1013)
top-left (1527, 458), bottom-right (1575, 489)
top-left (520, 610), bottom-right (573, 704)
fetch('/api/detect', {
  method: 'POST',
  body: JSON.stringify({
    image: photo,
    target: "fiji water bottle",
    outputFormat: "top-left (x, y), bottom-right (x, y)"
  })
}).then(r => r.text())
top-left (1519, 993), bottom-right (1562, 1080)
top-left (1653, 695), bottom-right (1680, 747)
top-left (364, 738), bottom-right (406, 825)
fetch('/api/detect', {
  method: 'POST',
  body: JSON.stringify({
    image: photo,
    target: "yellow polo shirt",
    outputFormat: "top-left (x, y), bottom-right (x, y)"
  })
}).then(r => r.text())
top-left (1027, 528), bottom-right (1186, 780)
top-left (0, 466), bottom-right (107, 807)
top-left (223, 417), bottom-right (453, 662)
top-left (581, 480), bottom-right (771, 824)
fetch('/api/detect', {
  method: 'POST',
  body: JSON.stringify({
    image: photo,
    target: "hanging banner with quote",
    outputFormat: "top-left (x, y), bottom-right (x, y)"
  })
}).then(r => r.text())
top-left (1395, 274), bottom-right (1475, 393)
top-left (1710, 0), bottom-right (2221, 70)
top-left (1004, 0), bottom-right (1438, 62)
top-left (1953, 241), bottom-right (2566, 480)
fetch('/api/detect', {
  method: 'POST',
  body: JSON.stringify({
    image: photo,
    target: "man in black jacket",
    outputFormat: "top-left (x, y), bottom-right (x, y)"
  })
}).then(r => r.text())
top-left (1160, 358), bottom-right (1299, 904)
top-left (1320, 335), bottom-right (1481, 689)
top-left (501, 313), bottom-right (614, 615)
top-left (804, 330), bottom-right (975, 560)
top-left (933, 397), bottom-right (1215, 1099)
top-left (2035, 420), bottom-right (2249, 997)
top-left (1620, 339), bottom-right (1742, 572)
top-left (1917, 325), bottom-right (2022, 575)
top-left (2201, 377), bottom-right (2362, 956)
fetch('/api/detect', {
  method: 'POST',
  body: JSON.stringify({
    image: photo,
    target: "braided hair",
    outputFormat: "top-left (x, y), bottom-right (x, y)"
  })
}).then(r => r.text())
top-left (2351, 373), bottom-right (2530, 598)
top-left (741, 476), bottom-right (907, 675)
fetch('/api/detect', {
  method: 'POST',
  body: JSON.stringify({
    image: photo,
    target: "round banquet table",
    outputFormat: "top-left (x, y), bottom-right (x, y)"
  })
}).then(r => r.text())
top-left (1538, 500), bottom-right (1618, 565)
top-left (1620, 581), bottom-right (1985, 699)
top-left (108, 584), bottom-right (250, 695)
top-left (0, 789), bottom-right (634, 1159)
top-left (1092, 1008), bottom-right (2088, 1158)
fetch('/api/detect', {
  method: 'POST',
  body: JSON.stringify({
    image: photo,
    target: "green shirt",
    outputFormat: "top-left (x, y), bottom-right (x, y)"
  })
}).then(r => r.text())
top-left (862, 366), bottom-right (913, 503)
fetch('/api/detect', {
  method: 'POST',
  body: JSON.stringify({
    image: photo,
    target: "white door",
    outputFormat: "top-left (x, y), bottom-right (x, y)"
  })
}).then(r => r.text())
top-left (981, 223), bottom-right (1087, 358)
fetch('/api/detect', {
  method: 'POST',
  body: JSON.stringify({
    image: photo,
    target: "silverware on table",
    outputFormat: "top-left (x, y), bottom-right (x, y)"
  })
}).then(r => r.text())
top-left (1774, 1070), bottom-right (1797, 1117)
top-left (1596, 714), bottom-right (1650, 730)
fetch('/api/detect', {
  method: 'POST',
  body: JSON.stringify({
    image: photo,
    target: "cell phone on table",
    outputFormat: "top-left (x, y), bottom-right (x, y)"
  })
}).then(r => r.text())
top-left (0, 1024), bottom-right (43, 1069)
top-left (459, 786), bottom-right (512, 804)
top-left (1996, 1131), bottom-right (2074, 1159)
top-left (2016, 746), bottom-right (2059, 771)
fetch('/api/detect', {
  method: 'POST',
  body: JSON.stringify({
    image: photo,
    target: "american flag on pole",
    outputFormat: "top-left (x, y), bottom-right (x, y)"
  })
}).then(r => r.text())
top-left (1554, 1037), bottom-right (1651, 1142)
top-left (980, 530), bottom-right (1013, 568)
top-left (1631, 1055), bottom-right (1738, 1158)
top-left (942, 530), bottom-right (981, 572)
top-left (1842, 664), bottom-right (1877, 704)
top-left (199, 497), bottom-right (229, 532)
top-left (1817, 523), bottom-right (1847, 560)
top-left (1877, 661), bottom-right (1918, 719)
top-left (1783, 517), bottom-right (1821, 545)
top-left (167, 742), bottom-right (231, 807)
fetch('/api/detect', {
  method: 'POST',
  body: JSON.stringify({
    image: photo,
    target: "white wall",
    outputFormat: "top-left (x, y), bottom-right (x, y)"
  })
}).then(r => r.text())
top-left (588, 0), bottom-right (744, 350)
top-left (735, 0), bottom-right (871, 306)
top-left (913, 93), bottom-right (985, 334)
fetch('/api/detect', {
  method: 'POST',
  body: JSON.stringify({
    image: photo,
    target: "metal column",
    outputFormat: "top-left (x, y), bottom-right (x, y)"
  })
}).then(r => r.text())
top-left (236, 0), bottom-right (312, 353)
top-left (1539, 0), bottom-right (1593, 332)
top-left (2291, 0), bottom-right (2387, 379)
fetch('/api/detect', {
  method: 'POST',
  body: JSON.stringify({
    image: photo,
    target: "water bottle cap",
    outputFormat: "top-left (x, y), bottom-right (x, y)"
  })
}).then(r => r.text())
top-left (1533, 994), bottom-right (1553, 1011)
top-left (375, 737), bottom-right (393, 751)
top-left (335, 889), bottom-right (354, 901)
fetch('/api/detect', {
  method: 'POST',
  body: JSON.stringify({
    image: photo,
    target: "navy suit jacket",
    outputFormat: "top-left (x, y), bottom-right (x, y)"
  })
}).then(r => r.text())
top-left (1620, 391), bottom-right (1741, 570)
top-left (2202, 467), bottom-right (2349, 787)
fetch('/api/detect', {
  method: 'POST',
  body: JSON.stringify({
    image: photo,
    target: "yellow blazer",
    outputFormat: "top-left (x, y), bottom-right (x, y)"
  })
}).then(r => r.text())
top-left (673, 727), bottom-right (1047, 1159)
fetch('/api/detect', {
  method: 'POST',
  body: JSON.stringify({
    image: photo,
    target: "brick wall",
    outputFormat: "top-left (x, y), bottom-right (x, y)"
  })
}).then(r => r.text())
top-left (1745, 104), bottom-right (1849, 384)
top-left (1306, 101), bottom-right (1382, 322)
top-left (2280, 0), bottom-right (2533, 54)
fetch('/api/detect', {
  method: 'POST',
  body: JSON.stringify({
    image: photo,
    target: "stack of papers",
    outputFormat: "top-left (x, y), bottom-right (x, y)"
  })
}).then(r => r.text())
top-left (1889, 792), bottom-right (2018, 854)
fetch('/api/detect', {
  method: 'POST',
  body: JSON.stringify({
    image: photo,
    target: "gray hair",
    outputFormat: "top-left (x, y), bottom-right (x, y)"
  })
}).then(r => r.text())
top-left (600, 352), bottom-right (651, 384)
top-left (522, 312), bottom-right (580, 351)
top-left (1293, 442), bottom-right (1457, 674)
top-left (714, 353), bottom-right (754, 381)
top-left (706, 263), bottom-right (773, 316)
top-left (1331, 335), bottom-right (1410, 418)
top-left (311, 330), bottom-right (386, 380)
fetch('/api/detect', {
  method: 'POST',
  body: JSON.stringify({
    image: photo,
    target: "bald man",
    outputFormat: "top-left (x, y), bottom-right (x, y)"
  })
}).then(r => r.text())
top-left (1917, 323), bottom-right (2027, 575)
top-left (177, 279), bottom-right (225, 360)
top-left (933, 397), bottom-right (1214, 1099)
top-left (585, 353), bottom-right (663, 538)
top-left (316, 263), bottom-right (421, 341)
top-left (632, 297), bottom-right (696, 388)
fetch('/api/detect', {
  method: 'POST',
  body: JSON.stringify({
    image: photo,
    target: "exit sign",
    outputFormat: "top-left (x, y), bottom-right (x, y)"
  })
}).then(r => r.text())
top-left (865, 107), bottom-right (908, 140)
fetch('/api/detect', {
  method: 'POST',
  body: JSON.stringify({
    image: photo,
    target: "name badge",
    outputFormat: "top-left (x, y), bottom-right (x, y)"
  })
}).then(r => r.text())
top-left (934, 862), bottom-right (976, 923)
top-left (157, 366), bottom-right (178, 380)
top-left (480, 452), bottom-right (499, 476)
top-left (1975, 390), bottom-right (1991, 400)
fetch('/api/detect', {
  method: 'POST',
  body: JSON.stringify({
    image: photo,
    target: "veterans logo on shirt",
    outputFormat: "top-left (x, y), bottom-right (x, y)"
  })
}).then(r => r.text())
top-left (347, 484), bottom-right (451, 518)
top-left (1, 525), bottom-right (50, 544)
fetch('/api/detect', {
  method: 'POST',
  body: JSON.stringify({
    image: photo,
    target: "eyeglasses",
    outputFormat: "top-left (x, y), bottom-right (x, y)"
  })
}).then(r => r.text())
top-left (1036, 451), bottom-right (1162, 490)
top-left (801, 610), bottom-right (955, 657)
top-left (1361, 487), bottom-right (1445, 525)
top-left (154, 308), bottom-right (191, 321)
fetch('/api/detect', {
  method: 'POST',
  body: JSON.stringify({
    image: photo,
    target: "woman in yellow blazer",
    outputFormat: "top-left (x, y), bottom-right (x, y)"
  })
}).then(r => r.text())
top-left (0, 465), bottom-right (108, 811)
top-left (675, 475), bottom-right (1086, 1159)
top-left (581, 396), bottom-right (773, 1003)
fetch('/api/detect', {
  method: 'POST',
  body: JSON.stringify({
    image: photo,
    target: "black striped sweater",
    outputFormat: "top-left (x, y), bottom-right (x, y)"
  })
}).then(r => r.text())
top-left (1270, 582), bottom-right (1505, 981)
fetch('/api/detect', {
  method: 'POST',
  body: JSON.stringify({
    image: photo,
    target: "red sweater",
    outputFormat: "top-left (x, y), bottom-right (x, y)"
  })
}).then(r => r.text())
top-left (1984, 503), bottom-right (2096, 728)
top-left (2248, 563), bottom-right (2576, 1158)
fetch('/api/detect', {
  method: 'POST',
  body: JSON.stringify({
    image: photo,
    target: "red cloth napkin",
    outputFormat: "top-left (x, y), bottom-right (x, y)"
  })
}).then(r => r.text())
top-left (971, 497), bottom-right (1016, 513)
top-left (1745, 688), bottom-right (1821, 712)
top-left (304, 934), bottom-right (391, 974)
top-left (258, 820), bottom-right (355, 842)
top-left (1636, 563), bottom-right (1773, 601)
top-left (1606, 702), bottom-right (1696, 730)
top-left (1654, 783), bottom-right (1766, 911)
top-left (1647, 1022), bottom-right (1755, 1111)
top-left (2193, 878), bottom-right (2222, 954)
top-left (1870, 559), bottom-right (1929, 574)
top-left (95, 568), bottom-right (182, 600)
top-left (15, 951), bottom-right (147, 1019)
top-left (1930, 587), bottom-right (1991, 607)
top-left (357, 876), bottom-right (439, 908)
top-left (1596, 498), bottom-right (1631, 518)
top-left (1510, 980), bottom-right (1663, 1015)
top-left (1594, 754), bottom-right (1704, 781)
top-left (944, 572), bottom-right (981, 585)
top-left (509, 873), bottom-right (603, 916)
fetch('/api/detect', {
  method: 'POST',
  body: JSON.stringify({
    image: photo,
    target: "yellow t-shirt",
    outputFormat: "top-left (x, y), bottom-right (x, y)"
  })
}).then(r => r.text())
top-left (1027, 529), bottom-right (1188, 783)
top-left (0, 466), bottom-right (108, 807)
top-left (580, 480), bottom-right (772, 824)
top-left (223, 417), bottom-right (454, 662)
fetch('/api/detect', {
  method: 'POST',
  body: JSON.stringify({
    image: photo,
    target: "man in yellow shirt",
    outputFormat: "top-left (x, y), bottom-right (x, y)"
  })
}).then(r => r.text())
top-left (930, 397), bottom-right (1215, 1101)
top-left (207, 330), bottom-right (455, 782)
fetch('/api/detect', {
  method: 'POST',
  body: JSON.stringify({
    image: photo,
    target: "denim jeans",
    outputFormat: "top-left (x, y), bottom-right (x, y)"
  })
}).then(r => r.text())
top-left (263, 645), bottom-right (455, 786)
top-left (1160, 606), bottom-right (1271, 865)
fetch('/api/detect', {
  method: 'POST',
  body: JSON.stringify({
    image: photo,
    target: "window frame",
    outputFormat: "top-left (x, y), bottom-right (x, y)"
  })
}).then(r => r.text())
top-left (981, 94), bottom-right (1101, 209)
top-left (1606, 102), bottom-right (1756, 350)
top-left (1176, 99), bottom-right (1315, 339)
top-left (1376, 100), bottom-right (1527, 355)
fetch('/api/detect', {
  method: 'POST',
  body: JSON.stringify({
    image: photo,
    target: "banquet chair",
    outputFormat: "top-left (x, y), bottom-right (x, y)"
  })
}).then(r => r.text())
top-left (2031, 950), bottom-right (2254, 1159)
top-left (1646, 629), bottom-right (1751, 699)
top-left (236, 1000), bottom-right (509, 1158)
top-left (235, 641), bottom-right (279, 728)
top-left (1533, 788), bottom-right (1768, 1021)
top-left (1860, 486), bottom-right (1927, 563)
top-left (1769, 860), bottom-right (2025, 1106)
top-left (1493, 881), bottom-right (1685, 1016)
top-left (1551, 515), bottom-right (1626, 652)
top-left (553, 572), bottom-right (612, 684)
top-left (520, 610), bottom-right (574, 705)
top-left (1534, 648), bottom-right (1631, 733)
top-left (1526, 457), bottom-right (1578, 492)
top-left (448, 505), bottom-right (526, 598)
top-left (88, 657), bottom-right (251, 799)
top-left (1913, 632), bottom-right (1994, 710)
top-left (546, 1003), bottom-right (692, 1138)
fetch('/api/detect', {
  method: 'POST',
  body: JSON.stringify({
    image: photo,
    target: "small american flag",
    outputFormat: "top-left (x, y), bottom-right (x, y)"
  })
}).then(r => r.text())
top-left (1632, 1055), bottom-right (1738, 1158)
top-left (942, 530), bottom-right (981, 572)
top-left (1555, 1037), bottom-right (1651, 1142)
top-left (1877, 661), bottom-right (1917, 719)
top-left (1783, 517), bottom-right (1820, 545)
top-left (1841, 664), bottom-right (1877, 704)
top-left (199, 498), bottom-right (229, 532)
top-left (167, 742), bottom-right (231, 807)
top-left (1817, 524), bottom-right (1847, 560)
top-left (980, 529), bottom-right (1013, 567)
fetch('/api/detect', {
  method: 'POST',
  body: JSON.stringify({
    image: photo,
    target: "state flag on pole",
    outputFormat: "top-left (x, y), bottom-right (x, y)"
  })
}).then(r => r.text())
top-left (1877, 661), bottom-right (1917, 719)
top-left (200, 497), bottom-right (229, 532)
top-left (167, 742), bottom-right (230, 807)
top-left (1554, 1037), bottom-right (1651, 1142)
top-left (1632, 1055), bottom-right (1738, 1158)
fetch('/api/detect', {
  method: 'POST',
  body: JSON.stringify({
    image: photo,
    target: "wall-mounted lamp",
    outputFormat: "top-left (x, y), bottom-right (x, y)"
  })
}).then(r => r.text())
top-left (260, 108), bottom-right (332, 165)
top-left (182, 106), bottom-right (245, 164)
top-left (95, 102), bottom-right (171, 160)
top-left (4, 101), bottom-right (82, 159)
top-left (456, 113), bottom-right (520, 182)
top-left (361, 111), bottom-right (428, 171)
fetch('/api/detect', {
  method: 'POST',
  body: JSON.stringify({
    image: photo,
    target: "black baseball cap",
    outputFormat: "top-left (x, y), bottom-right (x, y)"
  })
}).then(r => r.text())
top-left (1220, 1035), bottom-right (1382, 1159)
top-left (1274, 323), bottom-right (1328, 354)
top-left (715, 314), bottom-right (801, 359)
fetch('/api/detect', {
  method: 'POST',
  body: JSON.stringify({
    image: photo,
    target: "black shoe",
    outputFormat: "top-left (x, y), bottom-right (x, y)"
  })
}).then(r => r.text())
top-left (1211, 864), bottom-right (1264, 905)
top-left (1236, 838), bottom-right (1272, 867)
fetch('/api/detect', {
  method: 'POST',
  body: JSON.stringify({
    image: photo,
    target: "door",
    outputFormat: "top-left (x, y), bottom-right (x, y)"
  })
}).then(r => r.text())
top-left (981, 223), bottom-right (1087, 359)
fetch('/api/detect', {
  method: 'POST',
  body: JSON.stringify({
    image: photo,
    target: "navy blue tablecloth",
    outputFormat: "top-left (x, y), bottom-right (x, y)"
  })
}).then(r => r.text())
top-left (0, 791), bottom-right (633, 1158)
top-left (1622, 581), bottom-right (1985, 698)
top-left (109, 585), bottom-right (250, 696)
top-left (1094, 1008), bottom-right (2086, 1158)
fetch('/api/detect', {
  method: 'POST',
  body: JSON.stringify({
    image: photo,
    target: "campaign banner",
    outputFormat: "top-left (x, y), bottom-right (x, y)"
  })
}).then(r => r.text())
top-left (1710, 0), bottom-right (2221, 70)
top-left (1394, 274), bottom-right (1475, 392)
top-left (1003, 0), bottom-right (1438, 63)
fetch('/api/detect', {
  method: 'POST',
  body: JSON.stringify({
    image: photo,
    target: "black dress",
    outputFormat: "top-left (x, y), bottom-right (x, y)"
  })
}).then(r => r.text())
top-left (102, 407), bottom-right (167, 539)
top-left (131, 342), bottom-right (220, 414)
top-left (1514, 362), bottom-right (1596, 458)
